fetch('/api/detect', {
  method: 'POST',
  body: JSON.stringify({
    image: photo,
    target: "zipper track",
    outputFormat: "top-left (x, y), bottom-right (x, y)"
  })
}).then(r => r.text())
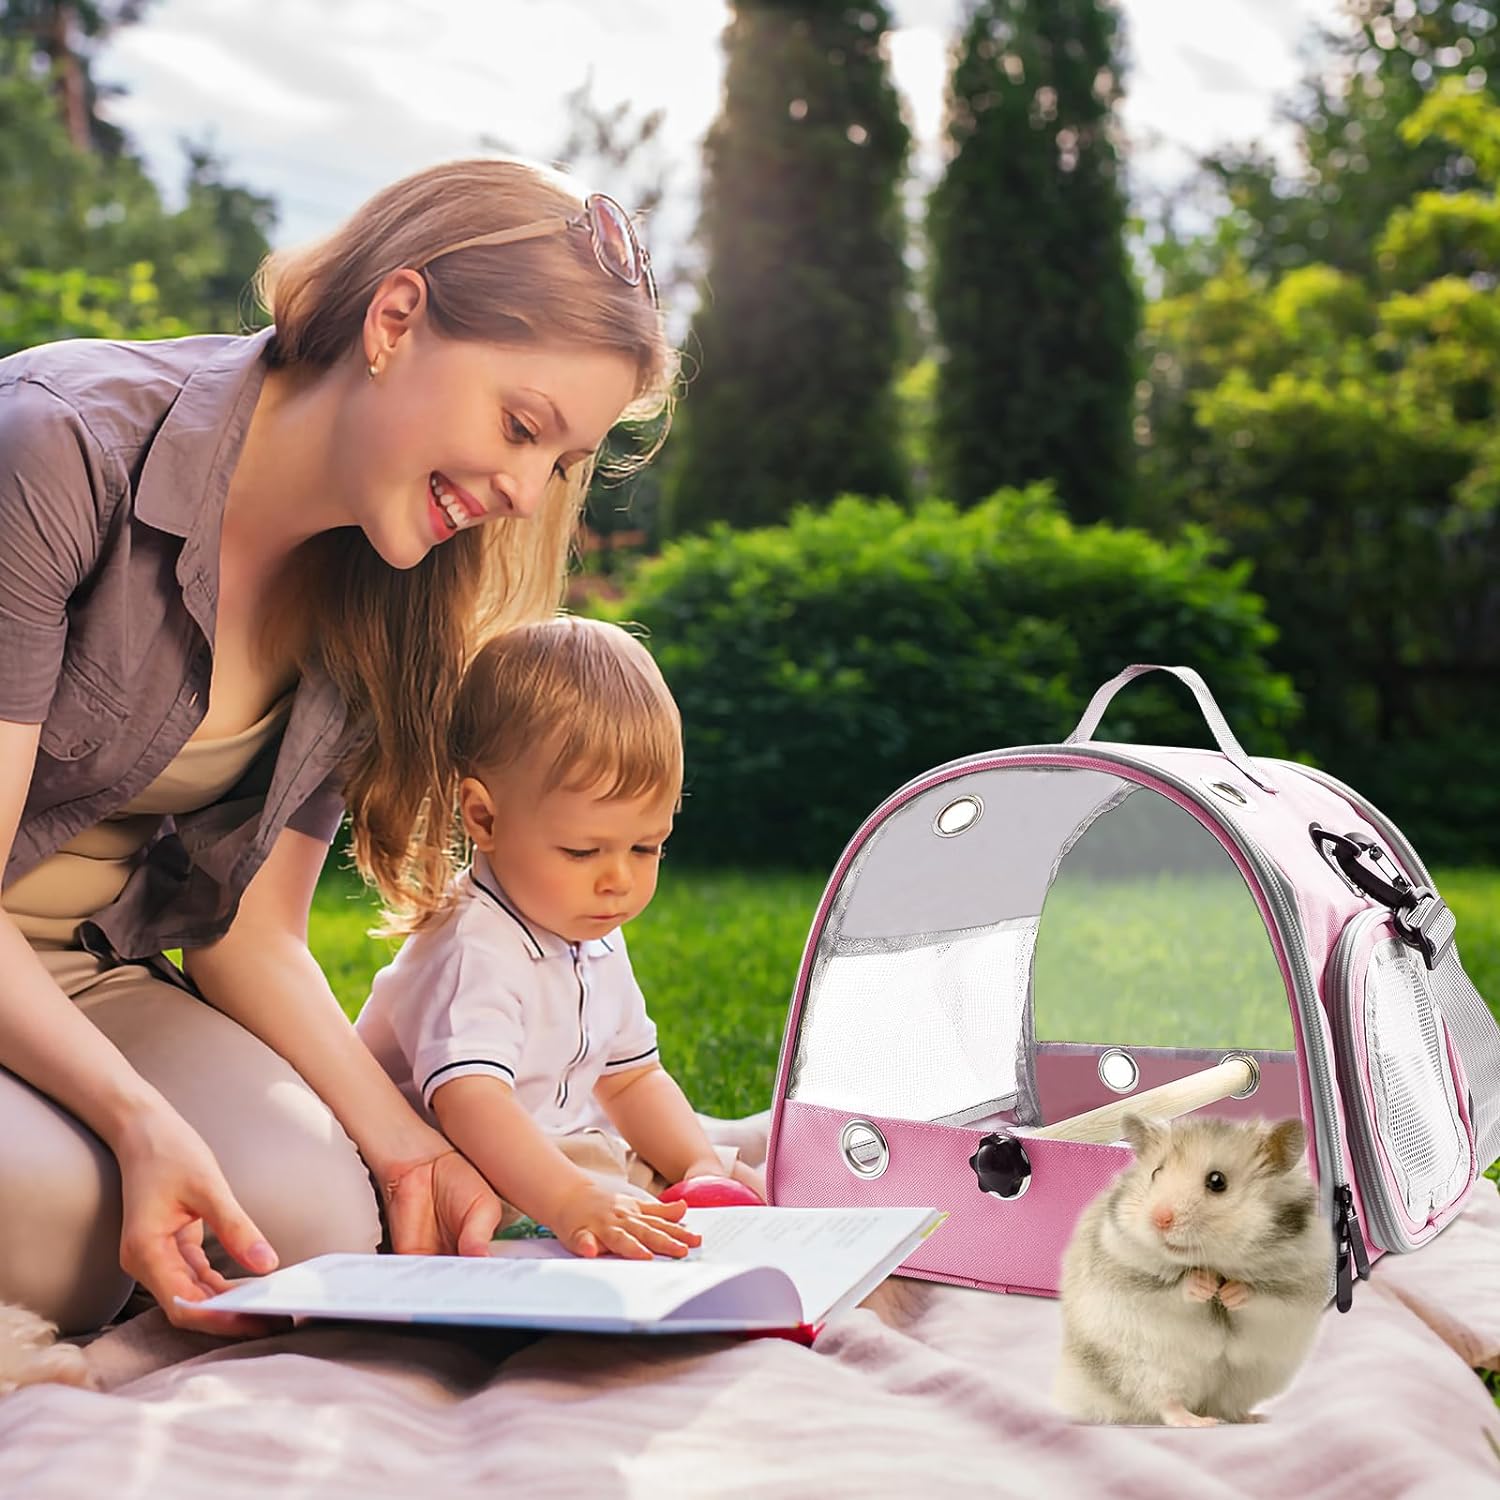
top-left (1328, 910), bottom-right (1412, 1251)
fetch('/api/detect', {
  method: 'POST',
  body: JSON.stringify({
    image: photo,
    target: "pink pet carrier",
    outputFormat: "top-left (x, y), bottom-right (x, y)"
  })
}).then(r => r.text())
top-left (765, 665), bottom-right (1500, 1310)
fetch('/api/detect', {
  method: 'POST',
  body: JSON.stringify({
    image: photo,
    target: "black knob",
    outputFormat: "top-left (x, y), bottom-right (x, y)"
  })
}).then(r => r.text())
top-left (969, 1131), bottom-right (1032, 1200)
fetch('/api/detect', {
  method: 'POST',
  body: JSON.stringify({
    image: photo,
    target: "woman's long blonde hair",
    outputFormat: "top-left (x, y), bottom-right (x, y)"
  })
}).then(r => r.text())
top-left (253, 158), bottom-right (675, 925)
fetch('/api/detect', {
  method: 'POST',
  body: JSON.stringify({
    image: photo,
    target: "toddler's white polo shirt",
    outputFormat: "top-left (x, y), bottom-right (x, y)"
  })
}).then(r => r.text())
top-left (354, 851), bottom-right (660, 1135)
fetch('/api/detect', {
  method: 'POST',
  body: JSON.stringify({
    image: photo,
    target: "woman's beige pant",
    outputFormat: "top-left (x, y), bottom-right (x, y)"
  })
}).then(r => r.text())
top-left (0, 950), bottom-right (382, 1335)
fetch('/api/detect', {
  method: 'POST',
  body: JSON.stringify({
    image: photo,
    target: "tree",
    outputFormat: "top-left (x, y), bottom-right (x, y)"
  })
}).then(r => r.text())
top-left (662, 1), bottom-right (912, 534)
top-left (1137, 79), bottom-right (1500, 856)
top-left (926, 0), bottom-right (1138, 524)
top-left (1, 0), bottom-right (153, 153)
top-left (526, 75), bottom-right (682, 560)
top-left (1200, 0), bottom-right (1500, 285)
top-left (0, 42), bottom-right (275, 346)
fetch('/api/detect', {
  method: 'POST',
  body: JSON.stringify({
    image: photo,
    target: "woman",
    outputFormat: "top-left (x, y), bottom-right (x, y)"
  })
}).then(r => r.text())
top-left (0, 159), bottom-right (673, 1335)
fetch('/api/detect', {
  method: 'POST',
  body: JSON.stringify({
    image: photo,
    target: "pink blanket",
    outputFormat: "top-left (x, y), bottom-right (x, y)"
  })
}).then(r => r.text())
top-left (4, 1181), bottom-right (1498, 1498)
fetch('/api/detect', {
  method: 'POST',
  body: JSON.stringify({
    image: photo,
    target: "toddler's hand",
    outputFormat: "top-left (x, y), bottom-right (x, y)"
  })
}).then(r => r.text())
top-left (681, 1157), bottom-right (767, 1203)
top-left (554, 1185), bottom-right (703, 1260)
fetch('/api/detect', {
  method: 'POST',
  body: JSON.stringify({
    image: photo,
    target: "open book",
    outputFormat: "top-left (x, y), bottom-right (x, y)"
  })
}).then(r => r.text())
top-left (195, 1205), bottom-right (945, 1336)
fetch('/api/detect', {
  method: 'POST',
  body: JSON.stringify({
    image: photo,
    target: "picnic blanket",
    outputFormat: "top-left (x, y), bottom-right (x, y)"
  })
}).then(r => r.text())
top-left (2, 1113), bottom-right (1497, 1500)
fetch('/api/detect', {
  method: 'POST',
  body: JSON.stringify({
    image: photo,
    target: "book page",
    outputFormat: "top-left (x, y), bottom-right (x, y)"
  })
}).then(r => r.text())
top-left (201, 1250), bottom-right (770, 1329)
top-left (198, 1204), bottom-right (943, 1333)
top-left (674, 1205), bottom-right (943, 1322)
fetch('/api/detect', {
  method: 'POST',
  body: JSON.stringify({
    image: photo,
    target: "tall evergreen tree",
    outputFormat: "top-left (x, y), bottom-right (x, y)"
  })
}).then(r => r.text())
top-left (664, 1), bottom-right (911, 534)
top-left (927, 0), bottom-right (1137, 523)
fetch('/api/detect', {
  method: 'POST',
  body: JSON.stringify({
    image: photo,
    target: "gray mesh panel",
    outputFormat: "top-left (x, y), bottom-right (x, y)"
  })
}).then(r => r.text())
top-left (787, 920), bottom-right (1035, 1119)
top-left (1429, 951), bottom-right (1500, 1168)
top-left (832, 768), bottom-right (1129, 940)
top-left (1366, 940), bottom-right (1472, 1219)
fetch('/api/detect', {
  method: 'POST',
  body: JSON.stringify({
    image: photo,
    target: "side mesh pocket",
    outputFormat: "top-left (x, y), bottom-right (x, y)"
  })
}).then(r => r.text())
top-left (1327, 910), bottom-right (1477, 1251)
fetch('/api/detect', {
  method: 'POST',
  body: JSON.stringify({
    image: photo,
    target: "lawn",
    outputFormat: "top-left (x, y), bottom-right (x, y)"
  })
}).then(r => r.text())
top-left (313, 860), bottom-right (1500, 1125)
top-left (311, 862), bottom-right (825, 1118)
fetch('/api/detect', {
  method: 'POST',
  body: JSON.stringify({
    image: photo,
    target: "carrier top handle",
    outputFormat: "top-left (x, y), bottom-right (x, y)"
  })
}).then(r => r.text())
top-left (1065, 664), bottom-right (1277, 796)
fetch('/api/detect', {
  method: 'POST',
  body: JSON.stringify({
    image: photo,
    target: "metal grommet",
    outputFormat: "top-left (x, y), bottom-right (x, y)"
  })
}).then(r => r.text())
top-left (1098, 1048), bottom-right (1139, 1094)
top-left (1219, 1052), bottom-right (1261, 1099)
top-left (840, 1119), bottom-right (889, 1179)
top-left (1206, 779), bottom-right (1251, 808)
top-left (934, 794), bottom-right (983, 837)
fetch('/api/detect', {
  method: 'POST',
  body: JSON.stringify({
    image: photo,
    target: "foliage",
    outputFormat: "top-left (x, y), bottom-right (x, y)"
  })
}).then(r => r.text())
top-left (662, 1), bottom-right (912, 534)
top-left (606, 486), bottom-right (1297, 867)
top-left (1136, 82), bottom-right (1500, 855)
top-left (926, 0), bottom-right (1138, 523)
top-left (0, 264), bottom-right (187, 351)
top-left (1192, 0), bottom-right (1500, 285)
top-left (1, 0), bottom-right (155, 153)
top-left (0, 40), bottom-right (274, 347)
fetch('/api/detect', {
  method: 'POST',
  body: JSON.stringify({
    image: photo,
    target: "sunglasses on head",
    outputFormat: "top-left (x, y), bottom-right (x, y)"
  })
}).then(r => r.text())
top-left (416, 193), bottom-right (657, 307)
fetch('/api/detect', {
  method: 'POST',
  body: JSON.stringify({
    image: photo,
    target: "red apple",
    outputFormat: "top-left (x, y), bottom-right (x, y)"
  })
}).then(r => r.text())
top-left (659, 1174), bottom-right (763, 1207)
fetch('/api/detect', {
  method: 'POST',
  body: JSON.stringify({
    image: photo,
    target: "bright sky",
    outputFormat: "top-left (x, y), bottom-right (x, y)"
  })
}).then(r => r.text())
top-left (100, 0), bottom-right (1348, 268)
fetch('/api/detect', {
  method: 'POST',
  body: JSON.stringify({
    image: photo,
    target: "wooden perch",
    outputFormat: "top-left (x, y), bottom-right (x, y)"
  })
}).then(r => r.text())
top-left (1027, 1056), bottom-right (1257, 1145)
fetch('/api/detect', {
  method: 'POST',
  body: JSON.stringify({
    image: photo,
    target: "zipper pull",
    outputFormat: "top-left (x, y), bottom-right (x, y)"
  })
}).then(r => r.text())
top-left (1333, 1184), bottom-right (1370, 1312)
top-left (1346, 1189), bottom-right (1371, 1281)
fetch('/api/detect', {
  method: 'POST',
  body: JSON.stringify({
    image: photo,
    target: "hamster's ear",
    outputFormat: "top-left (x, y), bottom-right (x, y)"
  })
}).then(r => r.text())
top-left (1259, 1117), bottom-right (1307, 1173)
top-left (1122, 1114), bottom-right (1163, 1158)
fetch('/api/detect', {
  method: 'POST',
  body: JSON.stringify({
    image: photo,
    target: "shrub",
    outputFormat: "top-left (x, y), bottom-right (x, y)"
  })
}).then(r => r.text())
top-left (606, 487), bottom-right (1300, 866)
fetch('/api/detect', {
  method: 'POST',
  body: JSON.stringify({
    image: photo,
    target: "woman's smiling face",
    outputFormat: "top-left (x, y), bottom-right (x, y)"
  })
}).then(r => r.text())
top-left (346, 284), bottom-right (639, 569)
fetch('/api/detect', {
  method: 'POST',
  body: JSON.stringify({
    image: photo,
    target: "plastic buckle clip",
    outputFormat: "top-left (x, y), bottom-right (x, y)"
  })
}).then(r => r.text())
top-left (1393, 887), bottom-right (1457, 971)
top-left (1309, 825), bottom-right (1455, 969)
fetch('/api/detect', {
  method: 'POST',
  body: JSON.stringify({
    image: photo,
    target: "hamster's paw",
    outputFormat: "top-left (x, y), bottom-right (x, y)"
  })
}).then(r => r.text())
top-left (1160, 1400), bottom-right (1221, 1428)
top-left (1216, 1279), bottom-right (1253, 1310)
top-left (1183, 1268), bottom-right (1223, 1303)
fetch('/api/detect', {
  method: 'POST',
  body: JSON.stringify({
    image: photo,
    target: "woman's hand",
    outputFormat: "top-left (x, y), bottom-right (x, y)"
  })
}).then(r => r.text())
top-left (112, 1103), bottom-right (282, 1336)
top-left (380, 1144), bottom-right (506, 1256)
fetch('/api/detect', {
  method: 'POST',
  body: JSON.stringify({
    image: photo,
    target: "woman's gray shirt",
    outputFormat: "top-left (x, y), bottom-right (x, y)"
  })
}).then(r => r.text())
top-left (0, 330), bottom-right (350, 959)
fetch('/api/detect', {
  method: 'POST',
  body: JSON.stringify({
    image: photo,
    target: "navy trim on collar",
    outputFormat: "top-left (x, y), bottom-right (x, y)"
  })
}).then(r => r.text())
top-left (468, 870), bottom-right (549, 959)
top-left (466, 855), bottom-right (619, 959)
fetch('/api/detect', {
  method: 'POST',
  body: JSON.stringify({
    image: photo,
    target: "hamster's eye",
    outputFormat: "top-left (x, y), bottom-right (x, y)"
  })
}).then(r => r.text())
top-left (1206, 1171), bottom-right (1227, 1193)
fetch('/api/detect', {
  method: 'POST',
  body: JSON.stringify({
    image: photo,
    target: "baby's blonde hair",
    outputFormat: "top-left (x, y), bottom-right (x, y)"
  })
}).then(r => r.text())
top-left (455, 615), bottom-right (682, 797)
top-left (380, 617), bottom-right (681, 932)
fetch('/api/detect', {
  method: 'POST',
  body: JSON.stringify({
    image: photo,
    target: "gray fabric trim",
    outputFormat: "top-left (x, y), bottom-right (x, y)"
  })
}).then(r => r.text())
top-left (929, 1094), bottom-right (1020, 1127)
top-left (817, 912), bottom-right (1037, 960)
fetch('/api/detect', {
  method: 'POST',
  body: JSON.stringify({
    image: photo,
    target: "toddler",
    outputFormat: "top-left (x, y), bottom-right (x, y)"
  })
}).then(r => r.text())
top-left (355, 617), bottom-right (764, 1259)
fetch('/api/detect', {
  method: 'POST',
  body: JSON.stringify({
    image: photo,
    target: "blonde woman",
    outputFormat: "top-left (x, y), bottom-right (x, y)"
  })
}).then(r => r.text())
top-left (0, 160), bottom-right (673, 1336)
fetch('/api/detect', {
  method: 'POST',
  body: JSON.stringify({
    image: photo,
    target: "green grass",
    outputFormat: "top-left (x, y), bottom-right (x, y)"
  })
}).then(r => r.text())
top-left (1033, 871), bottom-right (1295, 1050)
top-left (311, 860), bottom-right (1500, 1120)
top-left (311, 862), bottom-right (826, 1118)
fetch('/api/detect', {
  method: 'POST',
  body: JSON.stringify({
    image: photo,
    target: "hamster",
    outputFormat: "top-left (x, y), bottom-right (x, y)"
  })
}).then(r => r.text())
top-left (1053, 1112), bottom-right (1334, 1427)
